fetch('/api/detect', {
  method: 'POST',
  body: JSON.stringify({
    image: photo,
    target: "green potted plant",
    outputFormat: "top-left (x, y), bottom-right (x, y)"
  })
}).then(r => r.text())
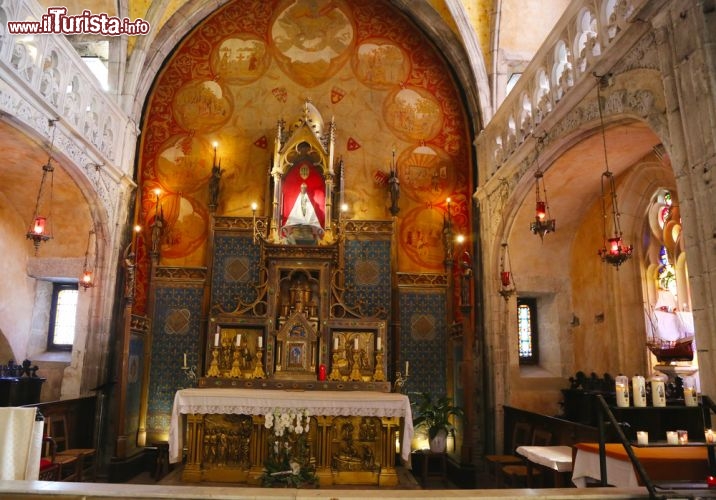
top-left (411, 391), bottom-right (464, 453)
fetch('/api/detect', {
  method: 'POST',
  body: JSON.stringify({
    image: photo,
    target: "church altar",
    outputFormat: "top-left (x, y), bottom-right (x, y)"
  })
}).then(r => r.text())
top-left (169, 388), bottom-right (413, 486)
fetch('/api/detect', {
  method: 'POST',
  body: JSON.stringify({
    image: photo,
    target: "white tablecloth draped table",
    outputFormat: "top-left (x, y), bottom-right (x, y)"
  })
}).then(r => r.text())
top-left (0, 407), bottom-right (43, 480)
top-left (169, 388), bottom-right (413, 463)
top-left (516, 445), bottom-right (573, 472)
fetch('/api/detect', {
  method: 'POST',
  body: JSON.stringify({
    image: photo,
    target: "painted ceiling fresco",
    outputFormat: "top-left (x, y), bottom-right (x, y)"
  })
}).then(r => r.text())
top-left (137, 0), bottom-right (472, 305)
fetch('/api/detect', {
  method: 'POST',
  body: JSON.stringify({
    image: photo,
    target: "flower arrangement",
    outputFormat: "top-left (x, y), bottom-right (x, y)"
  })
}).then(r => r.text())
top-left (261, 408), bottom-right (317, 488)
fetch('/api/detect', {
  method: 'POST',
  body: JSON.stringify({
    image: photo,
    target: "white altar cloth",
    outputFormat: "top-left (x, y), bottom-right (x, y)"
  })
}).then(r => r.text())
top-left (169, 388), bottom-right (414, 463)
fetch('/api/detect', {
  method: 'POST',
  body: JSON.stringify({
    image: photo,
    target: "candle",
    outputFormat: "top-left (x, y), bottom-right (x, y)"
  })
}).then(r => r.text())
top-left (678, 430), bottom-right (688, 445)
top-left (684, 387), bottom-right (698, 407)
top-left (277, 344), bottom-right (281, 364)
top-left (615, 376), bottom-right (629, 407)
top-left (183, 352), bottom-right (187, 368)
top-left (334, 337), bottom-right (339, 351)
top-left (666, 431), bottom-right (678, 445)
top-left (258, 336), bottom-right (263, 349)
top-left (632, 376), bottom-right (646, 407)
top-left (405, 361), bottom-right (409, 377)
top-left (705, 429), bottom-right (715, 444)
top-left (651, 378), bottom-right (666, 407)
top-left (236, 334), bottom-right (241, 347)
top-left (377, 337), bottom-right (381, 351)
top-left (214, 332), bottom-right (219, 347)
top-left (636, 431), bottom-right (648, 446)
top-left (354, 337), bottom-right (358, 350)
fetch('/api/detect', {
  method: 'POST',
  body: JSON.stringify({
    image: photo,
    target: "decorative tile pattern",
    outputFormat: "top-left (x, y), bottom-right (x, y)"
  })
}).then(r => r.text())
top-left (344, 239), bottom-right (391, 319)
top-left (212, 234), bottom-right (260, 310)
top-left (146, 286), bottom-right (204, 436)
top-left (399, 289), bottom-right (447, 400)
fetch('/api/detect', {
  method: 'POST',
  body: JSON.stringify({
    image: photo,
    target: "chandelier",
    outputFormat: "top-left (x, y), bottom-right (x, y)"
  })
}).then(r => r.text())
top-left (595, 75), bottom-right (632, 268)
top-left (529, 137), bottom-right (556, 239)
top-left (26, 119), bottom-right (59, 254)
top-left (80, 230), bottom-right (95, 290)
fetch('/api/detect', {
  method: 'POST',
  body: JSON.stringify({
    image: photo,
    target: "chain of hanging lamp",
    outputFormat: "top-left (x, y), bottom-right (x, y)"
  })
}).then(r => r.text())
top-left (595, 75), bottom-right (632, 268)
top-left (26, 119), bottom-right (59, 254)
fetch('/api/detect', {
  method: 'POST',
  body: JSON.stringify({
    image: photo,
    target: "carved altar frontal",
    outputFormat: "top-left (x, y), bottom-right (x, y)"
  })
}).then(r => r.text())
top-left (170, 389), bottom-right (412, 486)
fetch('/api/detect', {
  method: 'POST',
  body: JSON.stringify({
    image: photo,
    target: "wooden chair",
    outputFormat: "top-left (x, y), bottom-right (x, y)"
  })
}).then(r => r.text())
top-left (500, 428), bottom-right (553, 488)
top-left (41, 436), bottom-right (80, 481)
top-left (484, 421), bottom-right (532, 487)
top-left (47, 415), bottom-right (96, 481)
top-left (38, 437), bottom-right (60, 481)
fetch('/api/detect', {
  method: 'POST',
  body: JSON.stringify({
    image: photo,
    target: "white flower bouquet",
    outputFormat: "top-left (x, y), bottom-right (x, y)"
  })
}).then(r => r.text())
top-left (261, 408), bottom-right (317, 487)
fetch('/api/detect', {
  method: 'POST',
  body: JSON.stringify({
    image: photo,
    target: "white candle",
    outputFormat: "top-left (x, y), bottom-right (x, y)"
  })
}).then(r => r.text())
top-left (615, 375), bottom-right (629, 407)
top-left (214, 332), bottom-right (219, 347)
top-left (183, 352), bottom-right (187, 368)
top-left (632, 376), bottom-right (646, 407)
top-left (354, 337), bottom-right (358, 350)
top-left (377, 337), bottom-right (381, 351)
top-left (334, 337), bottom-right (339, 350)
top-left (236, 334), bottom-right (241, 347)
top-left (405, 361), bottom-right (409, 377)
top-left (258, 336), bottom-right (263, 349)
top-left (636, 431), bottom-right (648, 445)
top-left (666, 431), bottom-right (678, 445)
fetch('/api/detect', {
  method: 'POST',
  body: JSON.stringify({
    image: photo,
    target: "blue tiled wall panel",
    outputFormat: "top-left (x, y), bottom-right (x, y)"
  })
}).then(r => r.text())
top-left (146, 286), bottom-right (203, 436)
top-left (344, 239), bottom-right (391, 318)
top-left (211, 234), bottom-right (260, 311)
top-left (399, 289), bottom-right (447, 402)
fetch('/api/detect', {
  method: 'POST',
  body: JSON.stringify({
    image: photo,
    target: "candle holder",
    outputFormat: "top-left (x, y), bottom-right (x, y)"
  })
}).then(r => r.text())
top-left (207, 347), bottom-right (221, 377)
top-left (229, 348), bottom-right (242, 378)
top-left (328, 349), bottom-right (342, 381)
top-left (349, 350), bottom-right (362, 381)
top-left (252, 349), bottom-right (266, 379)
top-left (373, 349), bottom-right (385, 381)
top-left (181, 364), bottom-right (197, 385)
top-left (393, 371), bottom-right (408, 394)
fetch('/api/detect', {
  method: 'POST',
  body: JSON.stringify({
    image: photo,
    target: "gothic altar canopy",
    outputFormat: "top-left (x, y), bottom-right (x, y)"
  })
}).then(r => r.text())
top-left (266, 100), bottom-right (340, 246)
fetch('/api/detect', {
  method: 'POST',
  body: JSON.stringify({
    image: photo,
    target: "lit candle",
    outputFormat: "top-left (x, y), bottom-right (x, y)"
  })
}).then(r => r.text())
top-left (666, 431), bottom-right (678, 445)
top-left (333, 337), bottom-right (338, 350)
top-left (377, 337), bottom-right (382, 351)
top-left (636, 431), bottom-right (648, 446)
top-left (705, 429), bottom-right (715, 444)
top-left (405, 361), bottom-right (409, 377)
top-left (214, 332), bottom-right (219, 347)
top-left (678, 430), bottom-right (688, 445)
top-left (236, 334), bottom-right (241, 347)
top-left (258, 336), bottom-right (263, 349)
top-left (183, 352), bottom-right (187, 368)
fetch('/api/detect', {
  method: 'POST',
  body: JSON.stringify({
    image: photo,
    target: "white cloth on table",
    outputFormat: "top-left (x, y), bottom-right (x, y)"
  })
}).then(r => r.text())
top-left (169, 388), bottom-right (413, 463)
top-left (571, 446), bottom-right (639, 488)
top-left (516, 445), bottom-right (573, 472)
top-left (0, 407), bottom-right (42, 480)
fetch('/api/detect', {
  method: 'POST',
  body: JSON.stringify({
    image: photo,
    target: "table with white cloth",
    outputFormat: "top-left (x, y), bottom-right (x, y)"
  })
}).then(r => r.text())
top-left (0, 407), bottom-right (43, 480)
top-left (516, 445), bottom-right (573, 487)
top-left (572, 442), bottom-right (710, 487)
top-left (169, 388), bottom-right (413, 486)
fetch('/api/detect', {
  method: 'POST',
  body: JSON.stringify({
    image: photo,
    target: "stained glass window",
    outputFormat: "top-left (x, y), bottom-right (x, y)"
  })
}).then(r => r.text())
top-left (517, 298), bottom-right (538, 364)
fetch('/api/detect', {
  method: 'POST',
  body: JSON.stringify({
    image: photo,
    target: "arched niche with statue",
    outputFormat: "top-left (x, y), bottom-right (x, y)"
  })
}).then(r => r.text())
top-left (265, 100), bottom-right (342, 245)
